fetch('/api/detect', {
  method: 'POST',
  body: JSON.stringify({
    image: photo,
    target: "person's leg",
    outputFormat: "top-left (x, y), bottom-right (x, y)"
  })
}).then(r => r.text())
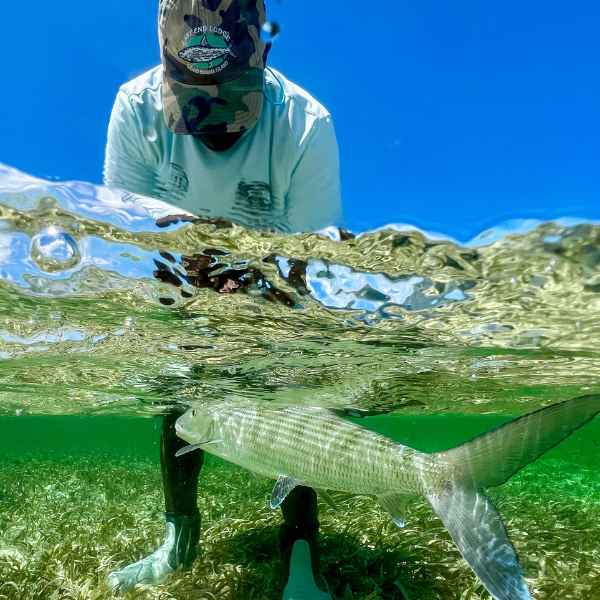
top-left (279, 487), bottom-right (331, 598)
top-left (108, 409), bottom-right (203, 593)
top-left (161, 409), bottom-right (203, 566)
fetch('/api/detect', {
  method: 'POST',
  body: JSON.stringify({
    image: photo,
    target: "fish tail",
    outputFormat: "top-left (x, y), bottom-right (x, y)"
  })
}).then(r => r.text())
top-left (428, 484), bottom-right (531, 600)
top-left (427, 393), bottom-right (600, 600)
top-left (442, 393), bottom-right (600, 488)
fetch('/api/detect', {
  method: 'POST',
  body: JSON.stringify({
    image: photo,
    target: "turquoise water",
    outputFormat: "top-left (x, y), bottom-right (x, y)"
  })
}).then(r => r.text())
top-left (1, 163), bottom-right (600, 598)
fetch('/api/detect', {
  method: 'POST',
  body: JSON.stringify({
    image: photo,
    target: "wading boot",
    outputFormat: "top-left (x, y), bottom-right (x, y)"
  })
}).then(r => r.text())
top-left (279, 523), bottom-right (332, 600)
top-left (108, 509), bottom-right (200, 593)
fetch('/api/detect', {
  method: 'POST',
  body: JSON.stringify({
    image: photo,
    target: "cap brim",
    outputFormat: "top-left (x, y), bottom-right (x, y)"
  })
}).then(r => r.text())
top-left (162, 66), bottom-right (264, 135)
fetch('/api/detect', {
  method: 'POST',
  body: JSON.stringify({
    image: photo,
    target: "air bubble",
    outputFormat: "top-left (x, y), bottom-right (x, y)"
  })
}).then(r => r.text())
top-left (30, 226), bottom-right (81, 273)
top-left (261, 21), bottom-right (280, 43)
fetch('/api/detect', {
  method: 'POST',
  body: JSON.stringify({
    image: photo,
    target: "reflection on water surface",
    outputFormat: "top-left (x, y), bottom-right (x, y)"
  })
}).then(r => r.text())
top-left (0, 163), bottom-right (598, 417)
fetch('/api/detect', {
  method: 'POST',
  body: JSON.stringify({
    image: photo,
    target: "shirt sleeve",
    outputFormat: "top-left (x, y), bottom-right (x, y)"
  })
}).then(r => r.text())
top-left (284, 115), bottom-right (343, 233)
top-left (103, 88), bottom-right (162, 199)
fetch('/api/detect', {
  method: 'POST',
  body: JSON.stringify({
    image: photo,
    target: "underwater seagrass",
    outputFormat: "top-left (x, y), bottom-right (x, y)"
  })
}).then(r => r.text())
top-left (175, 394), bottom-right (600, 600)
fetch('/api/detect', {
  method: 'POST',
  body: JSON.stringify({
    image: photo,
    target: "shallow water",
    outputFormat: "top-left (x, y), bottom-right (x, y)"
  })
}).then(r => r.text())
top-left (0, 163), bottom-right (599, 598)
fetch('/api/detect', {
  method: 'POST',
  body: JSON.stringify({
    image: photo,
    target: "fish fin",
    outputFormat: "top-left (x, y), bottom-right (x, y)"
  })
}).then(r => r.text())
top-left (426, 394), bottom-right (600, 599)
top-left (442, 393), bottom-right (600, 488)
top-left (324, 407), bottom-right (395, 419)
top-left (270, 476), bottom-right (302, 509)
top-left (174, 439), bottom-right (221, 458)
top-left (200, 35), bottom-right (209, 47)
top-left (248, 470), bottom-right (262, 482)
top-left (428, 484), bottom-right (531, 600)
top-left (377, 493), bottom-right (416, 527)
top-left (314, 488), bottom-right (341, 513)
top-left (175, 443), bottom-right (206, 457)
top-left (323, 408), bottom-right (348, 419)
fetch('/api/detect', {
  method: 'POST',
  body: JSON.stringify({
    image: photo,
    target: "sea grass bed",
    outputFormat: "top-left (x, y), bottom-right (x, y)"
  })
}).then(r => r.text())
top-left (0, 443), bottom-right (599, 600)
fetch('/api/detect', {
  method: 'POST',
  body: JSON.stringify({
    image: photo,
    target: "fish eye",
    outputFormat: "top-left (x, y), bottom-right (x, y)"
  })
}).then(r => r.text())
top-left (191, 409), bottom-right (197, 417)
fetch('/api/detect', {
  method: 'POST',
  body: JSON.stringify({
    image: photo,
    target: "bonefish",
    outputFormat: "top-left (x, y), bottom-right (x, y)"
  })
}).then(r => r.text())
top-left (175, 394), bottom-right (600, 600)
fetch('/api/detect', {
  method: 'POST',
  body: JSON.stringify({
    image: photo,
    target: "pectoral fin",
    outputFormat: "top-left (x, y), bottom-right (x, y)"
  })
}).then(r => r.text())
top-left (175, 439), bottom-right (221, 457)
top-left (175, 443), bottom-right (206, 457)
top-left (270, 476), bottom-right (302, 509)
top-left (314, 488), bottom-right (341, 513)
top-left (377, 493), bottom-right (416, 527)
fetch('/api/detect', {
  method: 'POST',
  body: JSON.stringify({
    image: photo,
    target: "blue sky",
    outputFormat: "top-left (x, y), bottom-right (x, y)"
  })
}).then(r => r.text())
top-left (1, 0), bottom-right (598, 239)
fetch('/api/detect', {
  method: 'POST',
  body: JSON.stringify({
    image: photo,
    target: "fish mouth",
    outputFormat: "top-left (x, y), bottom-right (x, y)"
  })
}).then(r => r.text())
top-left (174, 422), bottom-right (195, 443)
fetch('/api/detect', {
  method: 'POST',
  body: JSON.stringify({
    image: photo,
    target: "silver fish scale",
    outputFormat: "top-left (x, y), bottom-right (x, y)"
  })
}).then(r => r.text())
top-left (207, 406), bottom-right (444, 495)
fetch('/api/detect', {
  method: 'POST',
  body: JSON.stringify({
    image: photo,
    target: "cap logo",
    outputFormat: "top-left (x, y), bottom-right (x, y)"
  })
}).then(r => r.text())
top-left (178, 28), bottom-right (236, 75)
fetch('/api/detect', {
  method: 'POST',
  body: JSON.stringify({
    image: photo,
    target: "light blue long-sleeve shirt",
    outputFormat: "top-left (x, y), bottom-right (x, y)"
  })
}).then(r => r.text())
top-left (104, 66), bottom-right (342, 234)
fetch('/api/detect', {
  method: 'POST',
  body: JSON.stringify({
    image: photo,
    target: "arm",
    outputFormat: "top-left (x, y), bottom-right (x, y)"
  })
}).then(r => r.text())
top-left (103, 88), bottom-right (162, 199)
top-left (104, 88), bottom-right (198, 224)
top-left (284, 115), bottom-right (343, 233)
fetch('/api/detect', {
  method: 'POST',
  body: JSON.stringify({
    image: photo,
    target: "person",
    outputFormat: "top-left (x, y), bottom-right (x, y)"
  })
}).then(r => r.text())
top-left (104, 0), bottom-right (341, 234)
top-left (103, 0), bottom-right (342, 598)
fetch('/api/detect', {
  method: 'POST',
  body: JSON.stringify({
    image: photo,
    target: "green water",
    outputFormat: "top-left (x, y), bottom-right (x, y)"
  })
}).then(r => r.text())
top-left (1, 414), bottom-right (599, 600)
top-left (2, 412), bottom-right (600, 456)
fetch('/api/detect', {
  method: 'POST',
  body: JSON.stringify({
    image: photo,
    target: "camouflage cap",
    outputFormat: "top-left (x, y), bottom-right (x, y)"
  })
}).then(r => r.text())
top-left (159, 0), bottom-right (267, 135)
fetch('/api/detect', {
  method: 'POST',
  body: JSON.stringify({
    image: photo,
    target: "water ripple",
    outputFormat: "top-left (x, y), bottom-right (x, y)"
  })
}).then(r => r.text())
top-left (1, 163), bottom-right (599, 416)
